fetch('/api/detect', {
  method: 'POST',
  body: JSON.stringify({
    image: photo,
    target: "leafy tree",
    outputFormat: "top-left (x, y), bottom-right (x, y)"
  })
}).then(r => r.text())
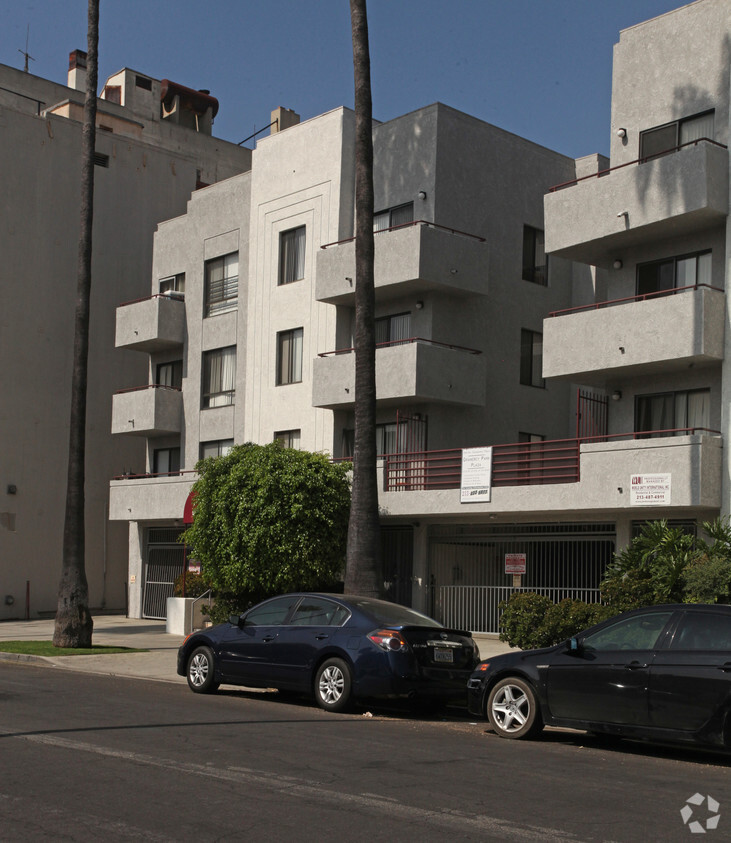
top-left (181, 443), bottom-right (351, 615)
top-left (683, 518), bottom-right (731, 604)
top-left (54, 0), bottom-right (99, 648)
top-left (345, 0), bottom-right (382, 597)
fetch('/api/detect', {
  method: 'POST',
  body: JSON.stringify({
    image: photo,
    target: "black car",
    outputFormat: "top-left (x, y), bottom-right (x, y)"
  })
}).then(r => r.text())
top-left (468, 604), bottom-right (731, 751)
top-left (178, 593), bottom-right (480, 712)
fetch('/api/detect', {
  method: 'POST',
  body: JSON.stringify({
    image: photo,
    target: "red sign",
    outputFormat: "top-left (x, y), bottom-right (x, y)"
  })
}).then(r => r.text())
top-left (505, 553), bottom-right (527, 575)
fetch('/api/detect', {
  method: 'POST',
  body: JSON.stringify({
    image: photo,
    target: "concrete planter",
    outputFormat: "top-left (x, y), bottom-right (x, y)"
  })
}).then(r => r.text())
top-left (166, 596), bottom-right (213, 635)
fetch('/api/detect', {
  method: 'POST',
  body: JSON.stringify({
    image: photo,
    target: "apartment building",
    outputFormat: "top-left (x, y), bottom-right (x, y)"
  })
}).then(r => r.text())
top-left (0, 50), bottom-right (250, 620)
top-left (111, 0), bottom-right (729, 633)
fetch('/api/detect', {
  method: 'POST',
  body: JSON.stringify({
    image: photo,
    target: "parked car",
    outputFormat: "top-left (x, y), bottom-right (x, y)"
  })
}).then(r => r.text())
top-left (178, 593), bottom-right (480, 712)
top-left (467, 604), bottom-right (731, 751)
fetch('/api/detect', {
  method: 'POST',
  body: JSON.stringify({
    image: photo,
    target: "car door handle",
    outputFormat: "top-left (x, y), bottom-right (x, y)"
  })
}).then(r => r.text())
top-left (262, 635), bottom-right (276, 643)
top-left (717, 662), bottom-right (731, 672)
top-left (624, 661), bottom-right (648, 670)
top-left (315, 634), bottom-right (329, 641)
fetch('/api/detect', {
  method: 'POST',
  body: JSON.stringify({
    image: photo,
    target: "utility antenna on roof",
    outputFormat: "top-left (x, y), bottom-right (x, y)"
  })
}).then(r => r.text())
top-left (18, 25), bottom-right (35, 73)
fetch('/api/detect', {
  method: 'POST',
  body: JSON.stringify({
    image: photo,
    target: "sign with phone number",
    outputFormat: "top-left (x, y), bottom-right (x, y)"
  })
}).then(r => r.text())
top-left (630, 473), bottom-right (671, 506)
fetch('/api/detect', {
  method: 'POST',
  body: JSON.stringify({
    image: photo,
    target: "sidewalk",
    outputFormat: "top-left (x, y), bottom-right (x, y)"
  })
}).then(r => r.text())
top-left (0, 615), bottom-right (514, 684)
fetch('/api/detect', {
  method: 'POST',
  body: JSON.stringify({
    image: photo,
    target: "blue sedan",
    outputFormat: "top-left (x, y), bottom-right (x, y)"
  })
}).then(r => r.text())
top-left (177, 593), bottom-right (480, 712)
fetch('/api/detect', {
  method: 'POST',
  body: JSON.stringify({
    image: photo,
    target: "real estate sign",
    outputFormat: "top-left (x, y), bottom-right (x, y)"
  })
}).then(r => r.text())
top-left (630, 473), bottom-right (671, 506)
top-left (461, 446), bottom-right (493, 503)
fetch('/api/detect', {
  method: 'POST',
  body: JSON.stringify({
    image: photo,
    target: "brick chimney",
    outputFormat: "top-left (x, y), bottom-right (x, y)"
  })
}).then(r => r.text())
top-left (68, 49), bottom-right (87, 92)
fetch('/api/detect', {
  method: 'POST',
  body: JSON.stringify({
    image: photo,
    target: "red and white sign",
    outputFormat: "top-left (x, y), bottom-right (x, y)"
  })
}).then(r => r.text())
top-left (505, 553), bottom-right (527, 575)
top-left (630, 473), bottom-right (671, 506)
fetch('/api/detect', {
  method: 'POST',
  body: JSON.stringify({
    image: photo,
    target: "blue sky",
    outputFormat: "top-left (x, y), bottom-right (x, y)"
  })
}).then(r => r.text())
top-left (2, 0), bottom-right (692, 158)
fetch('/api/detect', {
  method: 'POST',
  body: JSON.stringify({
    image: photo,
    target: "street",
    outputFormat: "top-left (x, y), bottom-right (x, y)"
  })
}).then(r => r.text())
top-left (1, 662), bottom-right (728, 842)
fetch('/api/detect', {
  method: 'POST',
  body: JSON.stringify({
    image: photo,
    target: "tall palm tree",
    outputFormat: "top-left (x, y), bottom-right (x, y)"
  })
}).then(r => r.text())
top-left (344, 0), bottom-right (382, 598)
top-left (53, 0), bottom-right (99, 647)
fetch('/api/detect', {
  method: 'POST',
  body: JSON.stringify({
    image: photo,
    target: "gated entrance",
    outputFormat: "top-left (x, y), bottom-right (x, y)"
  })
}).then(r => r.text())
top-left (142, 527), bottom-right (187, 619)
top-left (428, 522), bottom-right (615, 633)
top-left (382, 525), bottom-right (414, 607)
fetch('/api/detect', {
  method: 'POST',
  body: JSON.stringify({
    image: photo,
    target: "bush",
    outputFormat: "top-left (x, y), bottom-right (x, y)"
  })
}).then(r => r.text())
top-left (540, 599), bottom-right (613, 645)
top-left (173, 572), bottom-right (210, 599)
top-left (499, 592), bottom-right (610, 650)
top-left (683, 552), bottom-right (731, 604)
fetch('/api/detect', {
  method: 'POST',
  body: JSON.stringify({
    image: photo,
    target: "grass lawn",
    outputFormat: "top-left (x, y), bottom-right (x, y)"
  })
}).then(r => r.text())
top-left (0, 641), bottom-right (147, 656)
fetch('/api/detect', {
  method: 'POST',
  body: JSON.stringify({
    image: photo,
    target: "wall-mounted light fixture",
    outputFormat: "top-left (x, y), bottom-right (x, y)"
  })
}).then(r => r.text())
top-left (612, 390), bottom-right (622, 401)
top-left (616, 128), bottom-right (627, 138)
top-left (6, 484), bottom-right (17, 495)
top-left (613, 259), bottom-right (623, 270)
top-left (415, 301), bottom-right (424, 310)
top-left (417, 190), bottom-right (427, 200)
top-left (617, 211), bottom-right (628, 218)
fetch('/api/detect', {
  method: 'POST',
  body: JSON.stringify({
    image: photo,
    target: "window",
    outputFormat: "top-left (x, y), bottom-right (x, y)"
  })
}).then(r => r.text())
top-left (375, 312), bottom-right (411, 346)
top-left (156, 360), bottom-right (182, 390)
top-left (637, 251), bottom-right (711, 297)
top-left (582, 612), bottom-right (673, 652)
top-left (522, 226), bottom-right (547, 285)
top-left (135, 75), bottom-right (152, 91)
top-left (159, 273), bottom-right (185, 298)
top-left (373, 202), bottom-right (414, 232)
top-left (342, 422), bottom-right (404, 458)
top-left (274, 429), bottom-right (301, 449)
top-left (671, 612), bottom-right (731, 651)
top-left (518, 432), bottom-right (545, 443)
top-left (204, 253), bottom-right (238, 317)
top-left (289, 597), bottom-right (350, 626)
top-left (635, 388), bottom-right (710, 438)
top-left (153, 447), bottom-right (180, 475)
top-left (279, 226), bottom-right (306, 285)
top-left (243, 596), bottom-right (301, 626)
top-left (202, 347), bottom-right (236, 408)
top-left (639, 111), bottom-right (714, 160)
top-left (276, 328), bottom-right (303, 385)
top-left (200, 439), bottom-right (234, 460)
top-left (520, 330), bottom-right (544, 388)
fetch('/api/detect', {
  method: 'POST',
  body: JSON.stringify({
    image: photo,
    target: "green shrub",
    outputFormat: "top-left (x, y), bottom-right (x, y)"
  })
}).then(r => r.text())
top-left (540, 599), bottom-right (613, 645)
top-left (683, 552), bottom-right (731, 604)
top-left (498, 592), bottom-right (553, 649)
top-left (173, 572), bottom-right (210, 598)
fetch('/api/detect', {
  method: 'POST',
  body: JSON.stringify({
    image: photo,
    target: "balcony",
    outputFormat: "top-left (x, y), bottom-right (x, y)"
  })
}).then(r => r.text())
top-left (109, 471), bottom-right (195, 522)
top-left (544, 140), bottom-right (728, 266)
top-left (377, 429), bottom-right (722, 519)
top-left (316, 221), bottom-right (488, 304)
top-left (111, 385), bottom-right (183, 436)
top-left (542, 284), bottom-right (725, 383)
top-left (115, 293), bottom-right (185, 352)
top-left (312, 338), bottom-right (485, 409)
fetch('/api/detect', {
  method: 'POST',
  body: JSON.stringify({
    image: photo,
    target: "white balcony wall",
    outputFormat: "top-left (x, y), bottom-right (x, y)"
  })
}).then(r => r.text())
top-left (111, 387), bottom-right (183, 436)
top-left (378, 434), bottom-right (722, 519)
top-left (110, 474), bottom-right (194, 522)
top-left (544, 142), bottom-right (728, 266)
top-left (115, 295), bottom-right (185, 352)
top-left (543, 286), bottom-right (725, 383)
top-left (312, 341), bottom-right (486, 409)
top-left (316, 224), bottom-right (488, 304)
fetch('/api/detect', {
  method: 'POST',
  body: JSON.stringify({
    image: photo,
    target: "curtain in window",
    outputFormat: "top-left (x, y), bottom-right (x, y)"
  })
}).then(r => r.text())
top-left (686, 390), bottom-right (710, 431)
top-left (373, 211), bottom-right (390, 233)
top-left (637, 393), bottom-right (674, 437)
top-left (697, 252), bottom-right (712, 286)
top-left (280, 227), bottom-right (306, 284)
top-left (390, 203), bottom-right (414, 228)
top-left (279, 329), bottom-right (303, 384)
top-left (680, 112), bottom-right (714, 144)
top-left (390, 313), bottom-right (411, 344)
top-left (206, 347), bottom-right (236, 406)
top-left (376, 423), bottom-right (398, 456)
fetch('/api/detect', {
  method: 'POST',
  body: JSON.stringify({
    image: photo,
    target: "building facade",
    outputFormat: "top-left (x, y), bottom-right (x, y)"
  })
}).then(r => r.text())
top-left (0, 50), bottom-right (250, 619)
top-left (110, 0), bottom-right (730, 632)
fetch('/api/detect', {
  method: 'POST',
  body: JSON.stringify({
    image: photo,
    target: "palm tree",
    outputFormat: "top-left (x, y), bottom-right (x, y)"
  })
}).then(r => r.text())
top-left (344, 0), bottom-right (382, 598)
top-left (53, 0), bottom-right (99, 647)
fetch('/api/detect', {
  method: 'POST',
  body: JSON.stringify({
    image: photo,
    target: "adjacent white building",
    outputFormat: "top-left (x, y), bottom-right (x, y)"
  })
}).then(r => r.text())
top-left (0, 49), bottom-right (250, 620)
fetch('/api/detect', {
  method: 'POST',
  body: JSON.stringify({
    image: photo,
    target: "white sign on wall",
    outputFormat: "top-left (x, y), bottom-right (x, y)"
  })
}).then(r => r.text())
top-left (630, 473), bottom-right (671, 506)
top-left (461, 447), bottom-right (493, 503)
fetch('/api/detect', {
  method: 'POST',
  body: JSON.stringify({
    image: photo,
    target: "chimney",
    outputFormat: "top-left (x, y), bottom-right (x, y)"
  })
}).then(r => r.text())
top-left (271, 106), bottom-right (300, 134)
top-left (68, 49), bottom-right (87, 92)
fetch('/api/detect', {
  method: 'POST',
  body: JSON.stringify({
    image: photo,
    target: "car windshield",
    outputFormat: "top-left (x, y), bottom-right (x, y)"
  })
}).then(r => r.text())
top-left (348, 597), bottom-right (442, 628)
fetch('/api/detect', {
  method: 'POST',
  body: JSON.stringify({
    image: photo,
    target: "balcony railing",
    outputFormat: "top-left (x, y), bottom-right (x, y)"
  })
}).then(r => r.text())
top-left (320, 219), bottom-right (486, 249)
top-left (548, 137), bottom-right (727, 192)
top-left (113, 469), bottom-right (195, 480)
top-left (548, 283), bottom-right (724, 318)
top-left (383, 428), bottom-right (720, 492)
top-left (317, 337), bottom-right (482, 357)
top-left (114, 384), bottom-right (182, 395)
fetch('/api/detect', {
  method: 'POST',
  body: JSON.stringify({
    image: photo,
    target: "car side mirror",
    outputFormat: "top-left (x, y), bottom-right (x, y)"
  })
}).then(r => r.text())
top-left (568, 636), bottom-right (581, 653)
top-left (229, 614), bottom-right (243, 628)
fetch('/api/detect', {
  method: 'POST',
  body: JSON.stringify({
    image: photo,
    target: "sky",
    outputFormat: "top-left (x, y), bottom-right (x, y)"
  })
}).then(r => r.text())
top-left (1, 0), bottom-right (694, 159)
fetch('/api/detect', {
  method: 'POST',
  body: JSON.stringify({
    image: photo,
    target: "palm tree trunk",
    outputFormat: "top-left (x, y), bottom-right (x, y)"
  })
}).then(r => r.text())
top-left (53, 0), bottom-right (99, 647)
top-left (345, 0), bottom-right (382, 598)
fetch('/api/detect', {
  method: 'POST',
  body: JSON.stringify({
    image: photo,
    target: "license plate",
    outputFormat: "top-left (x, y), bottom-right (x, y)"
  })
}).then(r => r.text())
top-left (433, 648), bottom-right (454, 664)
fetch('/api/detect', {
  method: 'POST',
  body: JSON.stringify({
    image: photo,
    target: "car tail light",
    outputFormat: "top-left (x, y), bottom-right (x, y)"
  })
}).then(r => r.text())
top-left (367, 629), bottom-right (409, 653)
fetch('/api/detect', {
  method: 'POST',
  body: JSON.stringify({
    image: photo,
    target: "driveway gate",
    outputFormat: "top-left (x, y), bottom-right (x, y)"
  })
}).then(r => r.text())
top-left (143, 527), bottom-right (186, 619)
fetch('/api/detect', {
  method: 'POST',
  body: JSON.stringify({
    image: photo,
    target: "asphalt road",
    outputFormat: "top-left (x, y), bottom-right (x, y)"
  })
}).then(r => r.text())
top-left (1, 662), bottom-right (729, 842)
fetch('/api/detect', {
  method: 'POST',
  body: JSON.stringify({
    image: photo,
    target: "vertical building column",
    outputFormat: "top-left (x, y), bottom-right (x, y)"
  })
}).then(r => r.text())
top-left (127, 521), bottom-right (144, 618)
top-left (720, 90), bottom-right (731, 519)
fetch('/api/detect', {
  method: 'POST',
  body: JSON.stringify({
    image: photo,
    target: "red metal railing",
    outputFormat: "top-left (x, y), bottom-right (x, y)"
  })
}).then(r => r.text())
top-left (548, 137), bottom-right (727, 193)
top-left (117, 292), bottom-right (185, 308)
top-left (548, 283), bottom-right (723, 318)
top-left (320, 219), bottom-right (485, 250)
top-left (318, 337), bottom-right (482, 357)
top-left (113, 384), bottom-right (182, 395)
top-left (383, 427), bottom-right (721, 492)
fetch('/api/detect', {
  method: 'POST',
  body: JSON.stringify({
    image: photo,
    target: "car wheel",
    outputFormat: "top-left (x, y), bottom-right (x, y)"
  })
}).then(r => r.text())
top-left (487, 677), bottom-right (543, 739)
top-left (314, 657), bottom-right (352, 713)
top-left (186, 645), bottom-right (220, 694)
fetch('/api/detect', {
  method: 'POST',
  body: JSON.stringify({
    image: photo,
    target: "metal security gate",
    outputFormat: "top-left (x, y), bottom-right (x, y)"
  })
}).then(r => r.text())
top-left (428, 523), bottom-right (615, 633)
top-left (143, 527), bottom-right (187, 619)
top-left (382, 525), bottom-right (414, 607)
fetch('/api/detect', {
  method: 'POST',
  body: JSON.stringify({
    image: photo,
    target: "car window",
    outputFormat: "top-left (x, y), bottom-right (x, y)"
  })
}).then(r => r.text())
top-left (289, 597), bottom-right (350, 627)
top-left (671, 612), bottom-right (731, 651)
top-left (348, 597), bottom-right (442, 628)
top-left (244, 596), bottom-right (300, 626)
top-left (582, 612), bottom-right (673, 652)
